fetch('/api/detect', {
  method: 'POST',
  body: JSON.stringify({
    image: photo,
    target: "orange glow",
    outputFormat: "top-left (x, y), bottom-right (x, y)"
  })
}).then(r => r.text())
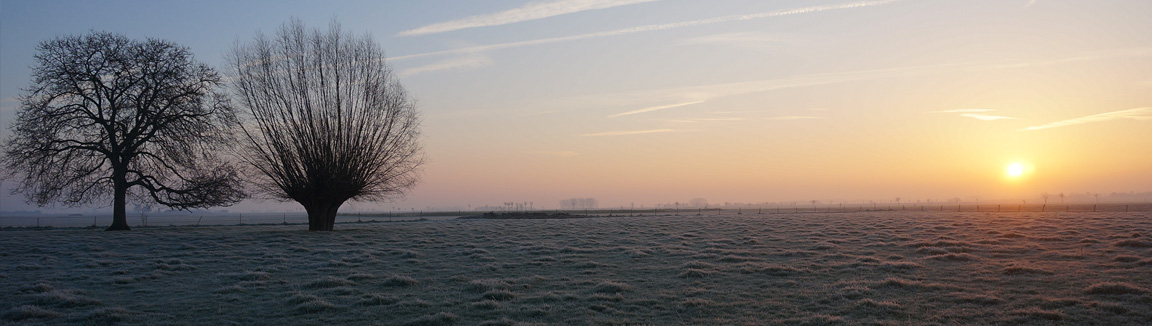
top-left (1004, 161), bottom-right (1034, 181)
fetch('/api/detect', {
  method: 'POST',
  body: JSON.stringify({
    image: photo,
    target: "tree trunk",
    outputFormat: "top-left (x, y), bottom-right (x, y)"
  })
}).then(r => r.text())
top-left (106, 178), bottom-right (131, 231)
top-left (303, 199), bottom-right (346, 231)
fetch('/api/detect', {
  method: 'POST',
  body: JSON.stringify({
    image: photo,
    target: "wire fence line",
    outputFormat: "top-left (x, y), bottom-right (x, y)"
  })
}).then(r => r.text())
top-left (0, 212), bottom-right (454, 228)
top-left (1, 203), bottom-right (1149, 229)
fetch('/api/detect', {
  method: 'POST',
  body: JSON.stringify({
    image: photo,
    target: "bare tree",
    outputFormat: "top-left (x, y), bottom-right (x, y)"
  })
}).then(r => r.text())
top-left (2, 32), bottom-right (246, 230)
top-left (229, 20), bottom-right (423, 231)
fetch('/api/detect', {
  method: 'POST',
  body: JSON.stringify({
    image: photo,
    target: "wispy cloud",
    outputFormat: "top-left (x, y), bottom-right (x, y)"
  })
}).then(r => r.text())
top-left (397, 55), bottom-right (493, 77)
top-left (769, 116), bottom-right (822, 120)
top-left (389, 0), bottom-right (903, 60)
top-left (987, 47), bottom-right (1152, 70)
top-left (1021, 107), bottom-right (1152, 131)
top-left (609, 100), bottom-right (705, 118)
top-left (1024, 0), bottom-right (1039, 8)
top-left (666, 117), bottom-right (747, 123)
top-left (582, 63), bottom-right (952, 117)
top-left (678, 32), bottom-right (797, 52)
top-left (581, 128), bottom-right (677, 136)
top-left (560, 49), bottom-right (1152, 119)
top-left (960, 114), bottom-right (1015, 121)
top-left (397, 0), bottom-right (658, 36)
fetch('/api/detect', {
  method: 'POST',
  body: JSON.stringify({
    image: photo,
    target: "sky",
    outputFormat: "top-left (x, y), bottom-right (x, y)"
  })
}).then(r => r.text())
top-left (2, 0), bottom-right (1151, 213)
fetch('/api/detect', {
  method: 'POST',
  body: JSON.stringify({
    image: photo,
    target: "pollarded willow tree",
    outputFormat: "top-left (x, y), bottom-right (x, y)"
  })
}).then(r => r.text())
top-left (230, 20), bottom-right (424, 231)
top-left (1, 32), bottom-right (246, 230)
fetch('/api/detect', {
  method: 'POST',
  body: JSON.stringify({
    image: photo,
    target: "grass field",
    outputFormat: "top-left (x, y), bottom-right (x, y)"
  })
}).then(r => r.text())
top-left (3, 211), bottom-right (1151, 325)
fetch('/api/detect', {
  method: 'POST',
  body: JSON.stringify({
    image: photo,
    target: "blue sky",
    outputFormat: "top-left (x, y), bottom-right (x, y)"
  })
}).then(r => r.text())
top-left (3, 0), bottom-right (1152, 213)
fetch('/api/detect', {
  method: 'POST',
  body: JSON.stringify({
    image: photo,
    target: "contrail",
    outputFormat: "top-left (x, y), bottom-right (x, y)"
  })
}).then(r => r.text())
top-left (609, 101), bottom-right (705, 118)
top-left (1021, 107), bottom-right (1152, 131)
top-left (398, 0), bottom-right (659, 36)
top-left (389, 0), bottom-right (904, 61)
top-left (581, 128), bottom-right (677, 136)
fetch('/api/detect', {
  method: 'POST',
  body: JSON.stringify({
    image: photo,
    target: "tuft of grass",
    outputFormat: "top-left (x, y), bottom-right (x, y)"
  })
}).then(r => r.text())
top-left (915, 247), bottom-right (948, 255)
top-left (305, 276), bottom-right (354, 289)
top-left (1011, 307), bottom-right (1066, 321)
top-left (470, 300), bottom-right (500, 310)
top-left (391, 249), bottom-right (423, 258)
top-left (382, 275), bottom-right (419, 287)
top-left (1089, 301), bottom-right (1130, 314)
top-left (855, 298), bottom-right (902, 310)
top-left (1113, 255), bottom-right (1140, 263)
top-left (680, 260), bottom-right (716, 269)
top-left (469, 279), bottom-right (511, 293)
top-left (4, 305), bottom-right (60, 321)
top-left (296, 298), bottom-right (338, 313)
top-left (234, 271), bottom-right (271, 281)
top-left (880, 261), bottom-right (922, 270)
top-left (872, 278), bottom-right (958, 291)
top-left (478, 317), bottom-right (516, 326)
top-left (357, 293), bottom-right (400, 306)
top-left (738, 262), bottom-right (811, 276)
top-left (678, 268), bottom-right (711, 278)
top-left (948, 292), bottom-right (1003, 305)
top-left (590, 281), bottom-right (633, 294)
top-left (403, 312), bottom-right (458, 326)
top-left (481, 289), bottom-right (516, 301)
top-left (287, 293), bottom-right (323, 304)
top-left (925, 253), bottom-right (979, 261)
top-left (83, 307), bottom-right (133, 325)
top-left (1002, 265), bottom-right (1055, 275)
top-left (680, 298), bottom-right (715, 308)
top-left (1113, 239), bottom-right (1152, 248)
top-left (785, 314), bottom-right (845, 325)
top-left (587, 293), bottom-right (624, 302)
top-left (718, 254), bottom-right (755, 262)
top-left (32, 290), bottom-right (101, 307)
top-left (1084, 282), bottom-right (1150, 295)
top-left (347, 273), bottom-right (375, 281)
top-left (18, 283), bottom-right (54, 294)
top-left (153, 261), bottom-right (195, 271)
top-left (573, 260), bottom-right (612, 268)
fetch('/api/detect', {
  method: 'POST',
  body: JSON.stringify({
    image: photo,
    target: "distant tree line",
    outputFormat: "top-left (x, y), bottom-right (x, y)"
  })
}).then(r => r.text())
top-left (559, 198), bottom-right (598, 210)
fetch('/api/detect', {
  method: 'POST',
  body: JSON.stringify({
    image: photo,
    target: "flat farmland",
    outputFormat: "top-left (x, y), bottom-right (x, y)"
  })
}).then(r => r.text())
top-left (3, 211), bottom-right (1151, 325)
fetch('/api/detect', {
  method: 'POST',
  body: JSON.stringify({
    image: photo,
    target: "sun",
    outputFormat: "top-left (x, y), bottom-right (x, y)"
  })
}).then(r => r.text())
top-left (1006, 163), bottom-right (1025, 177)
top-left (1004, 162), bottom-right (1033, 179)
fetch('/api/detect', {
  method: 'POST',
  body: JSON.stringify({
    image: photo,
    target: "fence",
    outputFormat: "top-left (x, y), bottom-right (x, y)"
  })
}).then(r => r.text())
top-left (0, 211), bottom-right (456, 228)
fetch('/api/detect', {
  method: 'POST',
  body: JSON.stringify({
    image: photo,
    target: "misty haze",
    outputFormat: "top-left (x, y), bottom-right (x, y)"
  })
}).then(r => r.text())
top-left (2, 0), bottom-right (1151, 325)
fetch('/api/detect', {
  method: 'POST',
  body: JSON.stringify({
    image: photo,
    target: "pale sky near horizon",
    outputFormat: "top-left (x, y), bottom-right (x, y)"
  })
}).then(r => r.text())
top-left (2, 0), bottom-right (1151, 213)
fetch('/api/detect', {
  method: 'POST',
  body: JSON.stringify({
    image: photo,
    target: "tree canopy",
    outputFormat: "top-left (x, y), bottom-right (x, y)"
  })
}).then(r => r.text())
top-left (2, 31), bottom-right (246, 230)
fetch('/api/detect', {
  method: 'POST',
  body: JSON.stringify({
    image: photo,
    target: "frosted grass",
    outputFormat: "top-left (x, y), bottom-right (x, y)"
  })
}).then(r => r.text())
top-left (2, 211), bottom-right (1150, 325)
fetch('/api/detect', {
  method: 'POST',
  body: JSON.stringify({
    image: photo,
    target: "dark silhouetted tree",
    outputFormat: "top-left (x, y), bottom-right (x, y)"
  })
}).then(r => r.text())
top-left (2, 32), bottom-right (246, 230)
top-left (229, 20), bottom-right (423, 231)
